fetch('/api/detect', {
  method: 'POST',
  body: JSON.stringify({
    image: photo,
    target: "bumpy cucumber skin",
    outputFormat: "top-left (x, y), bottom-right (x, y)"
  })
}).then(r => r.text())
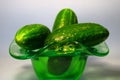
top-left (47, 8), bottom-right (78, 75)
top-left (52, 8), bottom-right (78, 31)
top-left (15, 24), bottom-right (50, 50)
top-left (45, 23), bottom-right (109, 47)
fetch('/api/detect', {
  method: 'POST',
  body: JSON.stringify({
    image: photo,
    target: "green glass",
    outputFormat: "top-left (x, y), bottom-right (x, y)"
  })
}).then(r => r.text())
top-left (31, 56), bottom-right (87, 80)
top-left (9, 40), bottom-right (109, 80)
top-left (9, 8), bottom-right (109, 79)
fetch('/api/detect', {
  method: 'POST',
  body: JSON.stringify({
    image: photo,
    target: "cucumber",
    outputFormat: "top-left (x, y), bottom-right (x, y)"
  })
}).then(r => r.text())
top-left (52, 8), bottom-right (78, 31)
top-left (48, 56), bottom-right (72, 75)
top-left (47, 8), bottom-right (78, 75)
top-left (15, 24), bottom-right (50, 50)
top-left (45, 23), bottom-right (109, 47)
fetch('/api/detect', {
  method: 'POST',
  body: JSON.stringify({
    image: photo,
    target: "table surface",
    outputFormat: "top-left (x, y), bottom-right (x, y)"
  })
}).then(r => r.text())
top-left (1, 56), bottom-right (120, 80)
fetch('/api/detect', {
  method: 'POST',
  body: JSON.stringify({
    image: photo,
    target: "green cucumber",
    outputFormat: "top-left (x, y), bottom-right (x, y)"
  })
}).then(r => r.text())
top-left (47, 8), bottom-right (78, 75)
top-left (15, 24), bottom-right (50, 50)
top-left (52, 8), bottom-right (78, 31)
top-left (45, 23), bottom-right (109, 47)
top-left (48, 56), bottom-right (72, 75)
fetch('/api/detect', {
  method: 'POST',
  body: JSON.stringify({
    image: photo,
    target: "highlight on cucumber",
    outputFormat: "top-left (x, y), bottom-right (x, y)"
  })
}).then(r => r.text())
top-left (9, 8), bottom-right (110, 59)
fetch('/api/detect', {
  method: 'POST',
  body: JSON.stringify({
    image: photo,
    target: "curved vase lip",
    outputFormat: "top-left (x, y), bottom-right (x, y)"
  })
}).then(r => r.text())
top-left (9, 40), bottom-right (109, 60)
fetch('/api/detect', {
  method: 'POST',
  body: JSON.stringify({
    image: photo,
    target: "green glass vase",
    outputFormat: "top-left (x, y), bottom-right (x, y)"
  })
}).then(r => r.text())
top-left (9, 40), bottom-right (109, 80)
top-left (31, 56), bottom-right (87, 80)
